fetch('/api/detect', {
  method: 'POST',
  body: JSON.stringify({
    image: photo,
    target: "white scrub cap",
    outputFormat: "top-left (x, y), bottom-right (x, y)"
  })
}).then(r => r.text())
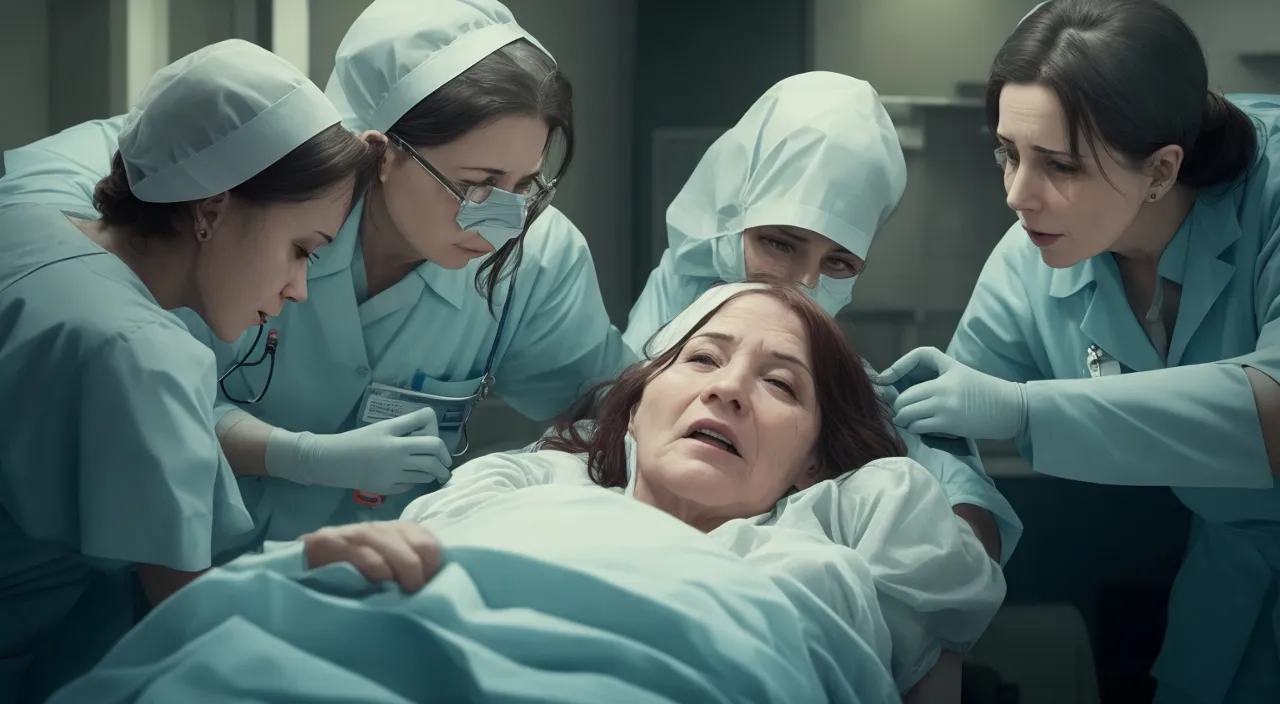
top-left (641, 282), bottom-right (767, 359)
top-left (325, 0), bottom-right (552, 133)
top-left (118, 39), bottom-right (343, 203)
top-left (665, 71), bottom-right (906, 282)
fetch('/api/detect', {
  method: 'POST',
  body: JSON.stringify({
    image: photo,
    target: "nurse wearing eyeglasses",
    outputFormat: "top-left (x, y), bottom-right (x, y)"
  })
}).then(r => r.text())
top-left (0, 0), bottom-right (632, 558)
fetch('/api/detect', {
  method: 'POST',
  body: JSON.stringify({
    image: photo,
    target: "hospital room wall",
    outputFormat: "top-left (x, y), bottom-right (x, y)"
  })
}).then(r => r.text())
top-left (629, 0), bottom-right (813, 300)
top-left (811, 0), bottom-right (1280, 103)
top-left (0, 0), bottom-right (256, 152)
top-left (811, 0), bottom-right (1041, 343)
top-left (0, 0), bottom-right (50, 151)
top-left (0, 0), bottom-right (131, 152)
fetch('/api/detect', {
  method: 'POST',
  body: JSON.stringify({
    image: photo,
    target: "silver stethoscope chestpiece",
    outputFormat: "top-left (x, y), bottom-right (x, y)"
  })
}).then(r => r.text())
top-left (1086, 344), bottom-right (1120, 378)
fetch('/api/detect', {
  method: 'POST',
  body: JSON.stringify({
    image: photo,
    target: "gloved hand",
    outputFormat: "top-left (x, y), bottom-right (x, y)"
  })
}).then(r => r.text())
top-left (872, 346), bottom-right (1029, 441)
top-left (265, 407), bottom-right (453, 494)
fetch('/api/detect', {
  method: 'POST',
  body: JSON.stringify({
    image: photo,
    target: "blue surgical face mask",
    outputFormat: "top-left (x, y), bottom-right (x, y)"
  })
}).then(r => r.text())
top-left (801, 275), bottom-right (857, 317)
top-left (457, 187), bottom-right (528, 249)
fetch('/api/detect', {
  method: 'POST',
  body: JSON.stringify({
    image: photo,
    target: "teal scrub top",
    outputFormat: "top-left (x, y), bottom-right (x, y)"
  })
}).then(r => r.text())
top-left (0, 203), bottom-right (253, 702)
top-left (948, 95), bottom-right (1280, 704)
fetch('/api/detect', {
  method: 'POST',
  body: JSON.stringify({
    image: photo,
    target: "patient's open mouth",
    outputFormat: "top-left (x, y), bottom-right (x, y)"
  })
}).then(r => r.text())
top-left (688, 428), bottom-right (740, 456)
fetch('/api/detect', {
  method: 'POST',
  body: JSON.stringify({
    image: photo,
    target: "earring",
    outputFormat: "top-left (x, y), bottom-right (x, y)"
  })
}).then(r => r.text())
top-left (196, 227), bottom-right (210, 241)
top-left (1148, 193), bottom-right (1158, 201)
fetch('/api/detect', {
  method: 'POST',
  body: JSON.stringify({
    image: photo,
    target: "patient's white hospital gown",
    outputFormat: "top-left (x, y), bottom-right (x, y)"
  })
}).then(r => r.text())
top-left (403, 438), bottom-right (1007, 692)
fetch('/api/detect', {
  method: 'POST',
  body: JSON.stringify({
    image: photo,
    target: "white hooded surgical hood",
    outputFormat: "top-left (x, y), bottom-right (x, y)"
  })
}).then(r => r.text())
top-left (663, 71), bottom-right (906, 316)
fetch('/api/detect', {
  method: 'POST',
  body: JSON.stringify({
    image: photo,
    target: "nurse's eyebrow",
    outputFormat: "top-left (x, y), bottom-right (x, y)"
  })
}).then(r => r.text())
top-left (772, 226), bottom-right (854, 255)
top-left (314, 230), bottom-right (334, 243)
top-left (1031, 144), bottom-right (1071, 157)
top-left (770, 228), bottom-right (809, 245)
top-left (460, 166), bottom-right (541, 182)
top-left (995, 133), bottom-right (1080, 159)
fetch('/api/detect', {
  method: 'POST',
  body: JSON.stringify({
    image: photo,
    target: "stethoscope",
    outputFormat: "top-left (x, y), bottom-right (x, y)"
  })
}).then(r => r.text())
top-left (217, 325), bottom-right (279, 404)
top-left (450, 274), bottom-right (516, 456)
top-left (404, 278), bottom-right (514, 458)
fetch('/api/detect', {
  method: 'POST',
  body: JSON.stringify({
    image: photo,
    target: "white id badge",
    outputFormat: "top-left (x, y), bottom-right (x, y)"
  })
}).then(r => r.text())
top-left (356, 382), bottom-right (472, 455)
top-left (357, 383), bottom-right (434, 427)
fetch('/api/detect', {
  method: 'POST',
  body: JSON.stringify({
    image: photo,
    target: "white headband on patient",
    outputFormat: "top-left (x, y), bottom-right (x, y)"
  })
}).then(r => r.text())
top-left (641, 282), bottom-right (768, 359)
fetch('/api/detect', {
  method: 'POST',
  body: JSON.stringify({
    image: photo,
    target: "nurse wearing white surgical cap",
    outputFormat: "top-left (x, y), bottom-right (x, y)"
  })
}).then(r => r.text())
top-left (0, 39), bottom-right (374, 703)
top-left (0, 0), bottom-right (629, 555)
top-left (625, 72), bottom-right (1022, 571)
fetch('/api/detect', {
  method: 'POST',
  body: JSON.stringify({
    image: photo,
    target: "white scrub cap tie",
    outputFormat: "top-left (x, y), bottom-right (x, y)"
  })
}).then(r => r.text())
top-left (118, 39), bottom-right (343, 204)
top-left (642, 282), bottom-right (767, 359)
top-left (326, 0), bottom-right (552, 133)
top-left (665, 71), bottom-right (906, 279)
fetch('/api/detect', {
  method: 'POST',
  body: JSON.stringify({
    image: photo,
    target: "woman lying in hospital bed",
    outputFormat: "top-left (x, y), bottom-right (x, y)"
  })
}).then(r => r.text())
top-left (49, 278), bottom-right (1004, 704)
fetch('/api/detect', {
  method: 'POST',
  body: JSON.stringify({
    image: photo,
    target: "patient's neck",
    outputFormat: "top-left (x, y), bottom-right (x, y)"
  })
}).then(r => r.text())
top-left (632, 474), bottom-right (724, 533)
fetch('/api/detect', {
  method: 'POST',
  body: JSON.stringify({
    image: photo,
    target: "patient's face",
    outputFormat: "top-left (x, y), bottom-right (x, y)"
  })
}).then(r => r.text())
top-left (629, 294), bottom-right (821, 528)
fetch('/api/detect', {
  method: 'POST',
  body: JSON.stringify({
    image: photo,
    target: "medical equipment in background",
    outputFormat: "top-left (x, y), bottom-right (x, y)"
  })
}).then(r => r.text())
top-left (351, 279), bottom-right (517, 507)
top-left (218, 325), bottom-right (278, 404)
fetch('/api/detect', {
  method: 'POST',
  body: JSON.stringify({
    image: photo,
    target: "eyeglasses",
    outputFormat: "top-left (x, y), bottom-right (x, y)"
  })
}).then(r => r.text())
top-left (387, 132), bottom-right (558, 227)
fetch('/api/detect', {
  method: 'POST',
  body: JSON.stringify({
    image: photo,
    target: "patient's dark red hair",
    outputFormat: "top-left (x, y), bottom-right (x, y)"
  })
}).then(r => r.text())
top-left (540, 274), bottom-right (906, 488)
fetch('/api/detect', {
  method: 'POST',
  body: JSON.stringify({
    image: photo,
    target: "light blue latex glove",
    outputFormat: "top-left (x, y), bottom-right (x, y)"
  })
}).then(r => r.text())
top-left (265, 407), bottom-right (453, 494)
top-left (873, 346), bottom-right (1029, 441)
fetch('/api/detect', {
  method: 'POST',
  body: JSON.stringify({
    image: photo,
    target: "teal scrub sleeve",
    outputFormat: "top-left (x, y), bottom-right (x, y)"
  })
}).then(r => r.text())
top-left (1024, 243), bottom-right (1280, 487)
top-left (77, 324), bottom-right (253, 570)
top-left (947, 250), bottom-right (1047, 388)
top-left (0, 115), bottom-right (126, 218)
top-left (1022, 363), bottom-right (1271, 487)
top-left (491, 211), bottom-right (638, 421)
top-left (948, 238), bottom-right (1052, 465)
